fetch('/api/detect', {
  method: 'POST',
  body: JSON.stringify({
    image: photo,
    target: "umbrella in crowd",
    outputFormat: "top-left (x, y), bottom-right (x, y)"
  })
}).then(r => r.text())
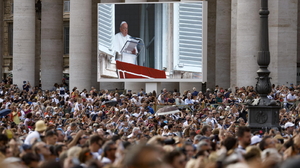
top-left (101, 100), bottom-right (118, 106)
top-left (155, 106), bottom-right (181, 116)
top-left (0, 109), bottom-right (11, 117)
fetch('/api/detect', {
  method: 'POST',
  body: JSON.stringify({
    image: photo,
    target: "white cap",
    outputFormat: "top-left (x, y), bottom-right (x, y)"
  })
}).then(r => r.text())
top-left (251, 135), bottom-right (262, 145)
top-left (285, 122), bottom-right (295, 129)
top-left (132, 113), bottom-right (139, 117)
top-left (120, 21), bottom-right (127, 27)
top-left (3, 157), bottom-right (21, 164)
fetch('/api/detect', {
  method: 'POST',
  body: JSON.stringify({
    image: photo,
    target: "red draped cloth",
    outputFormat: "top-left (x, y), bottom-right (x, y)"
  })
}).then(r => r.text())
top-left (116, 61), bottom-right (166, 79)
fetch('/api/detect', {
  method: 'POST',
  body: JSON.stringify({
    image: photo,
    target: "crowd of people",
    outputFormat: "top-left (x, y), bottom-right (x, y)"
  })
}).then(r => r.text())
top-left (0, 79), bottom-right (300, 168)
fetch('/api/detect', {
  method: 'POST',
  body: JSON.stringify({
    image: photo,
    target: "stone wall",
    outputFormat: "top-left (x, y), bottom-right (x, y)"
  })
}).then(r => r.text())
top-left (2, 0), bottom-right (71, 76)
top-left (3, 0), bottom-right (13, 74)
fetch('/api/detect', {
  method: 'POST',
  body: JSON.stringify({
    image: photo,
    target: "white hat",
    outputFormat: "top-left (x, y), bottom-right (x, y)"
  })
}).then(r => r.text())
top-left (163, 125), bottom-right (168, 129)
top-left (120, 21), bottom-right (127, 27)
top-left (225, 106), bottom-right (231, 111)
top-left (251, 135), bottom-right (262, 145)
top-left (285, 122), bottom-right (295, 129)
top-left (132, 113), bottom-right (139, 117)
top-left (3, 157), bottom-right (21, 164)
top-left (132, 94), bottom-right (138, 97)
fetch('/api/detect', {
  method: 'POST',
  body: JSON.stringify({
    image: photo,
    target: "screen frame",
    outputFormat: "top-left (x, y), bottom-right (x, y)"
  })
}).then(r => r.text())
top-left (97, 1), bottom-right (208, 83)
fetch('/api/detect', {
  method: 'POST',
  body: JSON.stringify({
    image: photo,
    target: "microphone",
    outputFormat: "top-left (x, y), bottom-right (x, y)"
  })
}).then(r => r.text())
top-left (129, 36), bottom-right (144, 46)
top-left (129, 36), bottom-right (141, 40)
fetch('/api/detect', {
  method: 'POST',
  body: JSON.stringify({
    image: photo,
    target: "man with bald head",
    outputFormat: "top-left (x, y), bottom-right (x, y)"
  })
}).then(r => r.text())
top-left (114, 21), bottom-right (137, 55)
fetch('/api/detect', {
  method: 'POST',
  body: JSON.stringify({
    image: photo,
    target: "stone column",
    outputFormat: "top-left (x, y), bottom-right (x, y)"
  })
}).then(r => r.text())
top-left (235, 0), bottom-right (260, 87)
top-left (0, 0), bottom-right (3, 78)
top-left (298, 0), bottom-right (300, 68)
top-left (69, 0), bottom-right (92, 91)
top-left (268, 0), bottom-right (297, 85)
top-left (91, 0), bottom-right (99, 90)
top-left (41, 0), bottom-right (63, 90)
top-left (206, 0), bottom-right (216, 90)
top-left (230, 0), bottom-right (237, 90)
top-left (215, 0), bottom-right (231, 89)
top-left (35, 19), bottom-right (41, 88)
top-left (13, 0), bottom-right (36, 88)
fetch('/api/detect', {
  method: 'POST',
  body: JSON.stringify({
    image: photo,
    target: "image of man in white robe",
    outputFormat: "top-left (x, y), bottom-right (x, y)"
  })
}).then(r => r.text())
top-left (114, 21), bottom-right (138, 64)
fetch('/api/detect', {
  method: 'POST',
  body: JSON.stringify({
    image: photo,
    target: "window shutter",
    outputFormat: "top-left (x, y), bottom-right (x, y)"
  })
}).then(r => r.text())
top-left (63, 1), bottom-right (70, 13)
top-left (98, 4), bottom-right (115, 56)
top-left (173, 2), bottom-right (204, 73)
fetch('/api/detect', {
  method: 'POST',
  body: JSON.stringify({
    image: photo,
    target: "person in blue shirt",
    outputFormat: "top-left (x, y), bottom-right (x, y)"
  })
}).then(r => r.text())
top-left (22, 81), bottom-right (31, 92)
top-left (147, 103), bottom-right (155, 114)
top-left (191, 87), bottom-right (199, 97)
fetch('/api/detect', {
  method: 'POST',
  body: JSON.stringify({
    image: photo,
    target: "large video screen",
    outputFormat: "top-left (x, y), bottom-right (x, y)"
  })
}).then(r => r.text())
top-left (97, 2), bottom-right (207, 82)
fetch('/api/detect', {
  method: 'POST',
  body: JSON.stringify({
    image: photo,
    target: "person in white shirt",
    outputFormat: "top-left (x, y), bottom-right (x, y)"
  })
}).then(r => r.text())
top-left (184, 94), bottom-right (194, 105)
top-left (130, 94), bottom-right (139, 105)
top-left (286, 89), bottom-right (297, 109)
top-left (24, 120), bottom-right (47, 145)
top-left (52, 95), bottom-right (60, 104)
top-left (127, 127), bottom-right (140, 138)
top-left (161, 125), bottom-right (170, 136)
top-left (205, 111), bottom-right (219, 129)
top-left (183, 115), bottom-right (191, 127)
top-left (114, 21), bottom-right (137, 55)
top-left (74, 98), bottom-right (83, 112)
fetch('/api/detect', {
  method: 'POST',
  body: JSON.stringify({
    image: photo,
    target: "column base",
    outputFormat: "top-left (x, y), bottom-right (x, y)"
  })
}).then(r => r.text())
top-left (247, 105), bottom-right (280, 131)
